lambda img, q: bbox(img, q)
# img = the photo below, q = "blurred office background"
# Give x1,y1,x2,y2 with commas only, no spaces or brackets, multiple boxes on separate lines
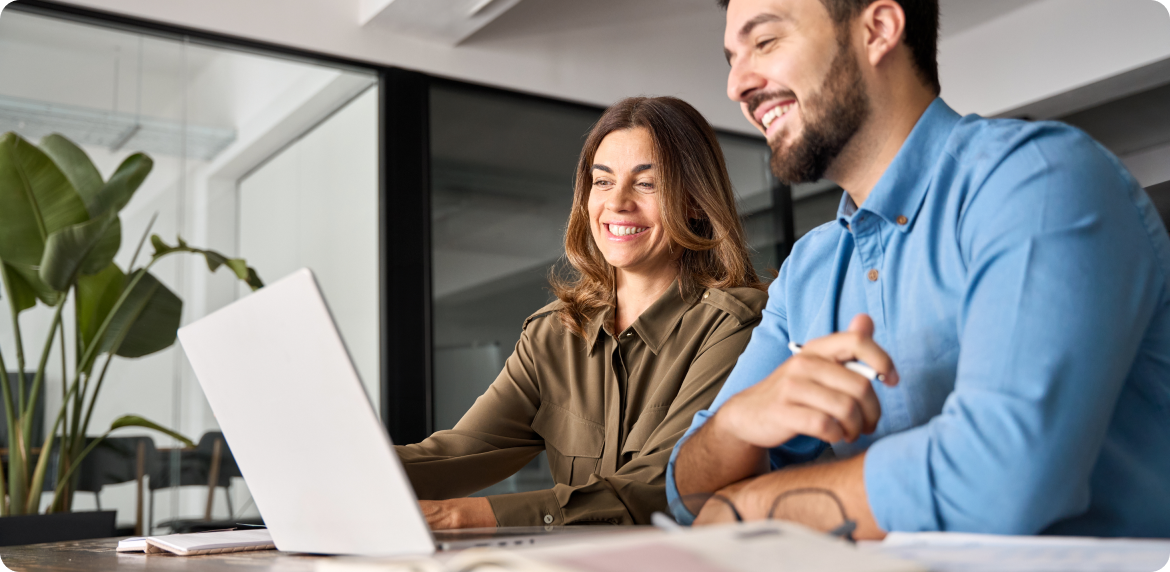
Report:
0,0,1167,532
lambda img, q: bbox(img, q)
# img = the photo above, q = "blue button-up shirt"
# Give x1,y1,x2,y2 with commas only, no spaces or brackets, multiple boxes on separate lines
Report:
667,98,1170,537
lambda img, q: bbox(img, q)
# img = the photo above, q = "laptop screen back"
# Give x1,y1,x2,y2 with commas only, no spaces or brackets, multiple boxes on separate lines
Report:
178,268,434,556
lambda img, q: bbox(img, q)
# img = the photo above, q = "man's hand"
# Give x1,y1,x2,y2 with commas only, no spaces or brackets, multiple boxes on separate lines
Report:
714,314,898,449
419,497,498,530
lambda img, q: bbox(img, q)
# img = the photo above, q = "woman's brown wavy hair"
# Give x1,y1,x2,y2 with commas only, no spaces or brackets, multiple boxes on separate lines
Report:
551,96,765,338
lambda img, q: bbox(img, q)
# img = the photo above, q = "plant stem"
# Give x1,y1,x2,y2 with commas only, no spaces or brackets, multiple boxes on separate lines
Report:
126,213,157,273
0,345,12,517
20,301,64,441
24,374,83,514
1,269,28,417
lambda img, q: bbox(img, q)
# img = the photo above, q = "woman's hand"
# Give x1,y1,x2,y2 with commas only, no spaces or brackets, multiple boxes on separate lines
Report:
418,497,498,530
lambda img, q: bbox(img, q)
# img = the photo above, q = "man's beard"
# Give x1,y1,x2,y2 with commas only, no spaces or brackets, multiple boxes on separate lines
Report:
767,37,870,184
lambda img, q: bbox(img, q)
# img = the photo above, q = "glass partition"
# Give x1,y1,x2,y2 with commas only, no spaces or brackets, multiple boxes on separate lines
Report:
0,8,378,533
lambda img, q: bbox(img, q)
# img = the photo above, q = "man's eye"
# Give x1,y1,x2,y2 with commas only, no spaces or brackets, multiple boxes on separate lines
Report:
756,38,775,50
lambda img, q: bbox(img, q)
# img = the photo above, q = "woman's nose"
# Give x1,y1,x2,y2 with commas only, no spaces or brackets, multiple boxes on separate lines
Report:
605,181,637,212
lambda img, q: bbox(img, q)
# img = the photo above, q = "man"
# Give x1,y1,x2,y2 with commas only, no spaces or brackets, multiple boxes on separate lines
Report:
667,0,1170,539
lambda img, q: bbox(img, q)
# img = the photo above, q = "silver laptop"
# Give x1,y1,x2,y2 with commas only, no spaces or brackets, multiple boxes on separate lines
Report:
178,268,607,556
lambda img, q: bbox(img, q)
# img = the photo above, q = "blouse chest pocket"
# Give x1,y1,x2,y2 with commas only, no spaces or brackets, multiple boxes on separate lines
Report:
621,405,670,457
532,403,604,486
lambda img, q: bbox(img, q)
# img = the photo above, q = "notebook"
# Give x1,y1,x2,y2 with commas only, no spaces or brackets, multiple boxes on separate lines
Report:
116,529,275,556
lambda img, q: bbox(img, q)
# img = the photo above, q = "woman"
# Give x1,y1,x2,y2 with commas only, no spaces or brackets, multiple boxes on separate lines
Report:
397,96,767,528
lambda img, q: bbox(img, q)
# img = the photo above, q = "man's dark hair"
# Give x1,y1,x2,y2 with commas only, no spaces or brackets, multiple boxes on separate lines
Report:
718,0,940,94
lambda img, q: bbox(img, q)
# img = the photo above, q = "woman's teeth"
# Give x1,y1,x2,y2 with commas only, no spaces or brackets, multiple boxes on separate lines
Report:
762,102,795,130
609,224,648,236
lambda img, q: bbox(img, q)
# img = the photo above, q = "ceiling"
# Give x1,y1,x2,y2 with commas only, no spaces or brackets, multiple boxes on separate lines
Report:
466,0,1047,45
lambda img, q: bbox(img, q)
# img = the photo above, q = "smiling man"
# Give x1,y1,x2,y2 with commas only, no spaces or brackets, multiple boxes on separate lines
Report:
666,0,1170,538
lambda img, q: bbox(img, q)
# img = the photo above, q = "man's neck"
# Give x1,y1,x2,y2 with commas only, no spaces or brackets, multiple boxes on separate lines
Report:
830,86,937,208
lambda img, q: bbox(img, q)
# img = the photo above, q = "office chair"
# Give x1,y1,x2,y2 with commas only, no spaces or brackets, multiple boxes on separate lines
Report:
148,431,242,534
74,436,159,535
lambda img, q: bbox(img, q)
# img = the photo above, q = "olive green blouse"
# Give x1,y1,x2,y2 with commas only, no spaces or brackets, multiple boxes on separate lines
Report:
395,283,767,527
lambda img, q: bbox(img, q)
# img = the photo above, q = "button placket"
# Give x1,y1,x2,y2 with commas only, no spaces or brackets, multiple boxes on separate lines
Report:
851,214,888,332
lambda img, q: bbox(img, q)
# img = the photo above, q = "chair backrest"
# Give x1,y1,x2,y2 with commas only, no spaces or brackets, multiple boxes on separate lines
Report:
149,431,240,490
0,372,43,448
75,436,159,493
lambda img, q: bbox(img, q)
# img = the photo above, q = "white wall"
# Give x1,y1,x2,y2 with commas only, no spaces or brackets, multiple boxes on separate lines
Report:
238,86,381,403
29,0,1170,136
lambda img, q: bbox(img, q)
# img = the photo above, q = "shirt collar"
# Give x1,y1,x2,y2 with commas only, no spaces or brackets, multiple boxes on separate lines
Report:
836,97,961,233
583,280,698,356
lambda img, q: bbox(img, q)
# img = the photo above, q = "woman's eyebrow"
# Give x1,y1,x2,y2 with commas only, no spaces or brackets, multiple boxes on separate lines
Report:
632,164,653,174
592,164,613,173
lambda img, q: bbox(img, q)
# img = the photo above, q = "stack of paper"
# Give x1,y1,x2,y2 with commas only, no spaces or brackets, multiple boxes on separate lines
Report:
117,529,275,556
867,532,1170,572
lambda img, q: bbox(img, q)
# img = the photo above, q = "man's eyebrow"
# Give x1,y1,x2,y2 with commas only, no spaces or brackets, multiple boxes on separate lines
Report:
738,13,783,41
726,13,784,65
592,164,613,173
632,164,653,174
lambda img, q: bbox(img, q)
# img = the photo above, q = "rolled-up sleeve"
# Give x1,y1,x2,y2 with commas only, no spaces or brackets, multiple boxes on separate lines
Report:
864,129,1165,534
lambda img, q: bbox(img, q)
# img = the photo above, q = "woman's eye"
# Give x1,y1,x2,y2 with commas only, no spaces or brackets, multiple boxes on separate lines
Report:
593,179,611,187
637,182,655,191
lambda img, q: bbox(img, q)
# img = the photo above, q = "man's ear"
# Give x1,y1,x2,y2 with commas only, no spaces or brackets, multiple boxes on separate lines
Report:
859,0,906,69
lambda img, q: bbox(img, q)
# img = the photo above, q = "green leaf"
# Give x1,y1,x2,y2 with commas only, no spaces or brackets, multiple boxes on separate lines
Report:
151,235,264,291
97,153,152,217
101,271,182,358
0,132,89,268
1,261,39,313
39,134,104,216
38,213,121,292
109,415,195,448
2,260,61,307
76,264,124,374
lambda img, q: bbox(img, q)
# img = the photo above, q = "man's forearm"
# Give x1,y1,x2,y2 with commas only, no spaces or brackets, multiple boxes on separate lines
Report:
675,412,769,504
724,453,885,540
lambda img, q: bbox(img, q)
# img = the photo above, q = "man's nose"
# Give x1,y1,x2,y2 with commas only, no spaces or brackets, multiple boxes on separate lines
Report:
728,55,765,103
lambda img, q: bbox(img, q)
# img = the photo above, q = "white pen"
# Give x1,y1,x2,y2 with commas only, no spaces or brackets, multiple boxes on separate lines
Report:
787,341,886,383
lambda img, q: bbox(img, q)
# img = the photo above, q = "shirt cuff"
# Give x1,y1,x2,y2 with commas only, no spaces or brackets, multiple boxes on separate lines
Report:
486,489,562,527
864,424,938,532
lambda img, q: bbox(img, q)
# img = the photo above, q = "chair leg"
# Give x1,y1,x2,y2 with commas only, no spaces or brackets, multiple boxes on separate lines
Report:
205,439,223,521
135,440,145,536
226,484,234,520
94,492,102,512
149,490,155,536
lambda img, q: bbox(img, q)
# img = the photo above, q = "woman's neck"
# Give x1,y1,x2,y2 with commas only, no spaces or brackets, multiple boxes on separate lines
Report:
613,265,678,334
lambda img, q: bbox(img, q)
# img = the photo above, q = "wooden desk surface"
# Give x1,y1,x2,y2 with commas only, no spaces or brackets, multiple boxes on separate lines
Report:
0,538,325,571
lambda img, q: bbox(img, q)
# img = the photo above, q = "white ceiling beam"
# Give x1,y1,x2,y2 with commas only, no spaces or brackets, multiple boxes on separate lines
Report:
358,0,524,46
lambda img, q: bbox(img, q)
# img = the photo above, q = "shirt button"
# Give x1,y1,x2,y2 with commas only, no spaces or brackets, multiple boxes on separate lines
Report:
625,332,632,337
703,291,710,299
868,269,879,281
896,215,908,225
544,514,554,524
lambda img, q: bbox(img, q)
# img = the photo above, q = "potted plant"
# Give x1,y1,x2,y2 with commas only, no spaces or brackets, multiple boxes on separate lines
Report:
0,131,262,536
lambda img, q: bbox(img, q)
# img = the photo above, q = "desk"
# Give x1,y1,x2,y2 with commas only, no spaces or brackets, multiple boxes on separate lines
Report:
0,538,323,571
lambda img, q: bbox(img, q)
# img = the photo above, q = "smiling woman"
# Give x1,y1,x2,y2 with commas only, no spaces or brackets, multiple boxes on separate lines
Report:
395,96,769,529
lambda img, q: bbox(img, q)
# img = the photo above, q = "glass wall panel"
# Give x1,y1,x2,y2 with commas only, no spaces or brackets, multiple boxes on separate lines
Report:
429,85,776,495
0,8,377,533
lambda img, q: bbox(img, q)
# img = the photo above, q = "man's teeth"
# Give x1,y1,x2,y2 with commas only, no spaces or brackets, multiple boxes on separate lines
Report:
609,224,648,236
762,102,796,130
